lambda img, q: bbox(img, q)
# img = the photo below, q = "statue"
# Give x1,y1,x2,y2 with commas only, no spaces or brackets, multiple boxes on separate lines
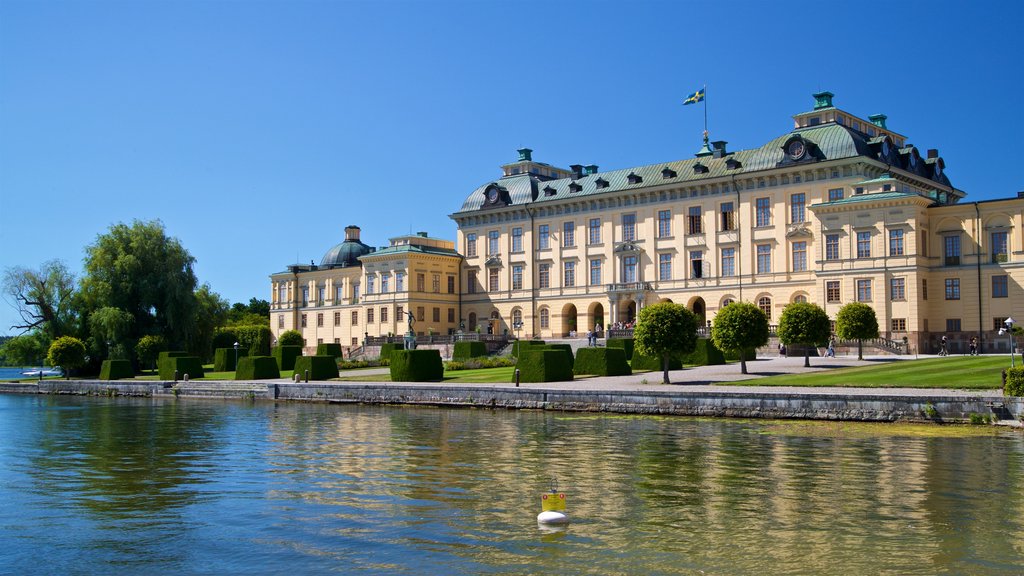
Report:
404,310,417,350
406,310,415,332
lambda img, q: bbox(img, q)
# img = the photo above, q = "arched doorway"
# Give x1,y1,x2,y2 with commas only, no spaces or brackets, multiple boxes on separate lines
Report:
690,297,706,326
625,301,637,324
489,310,501,335
561,303,578,337
587,302,605,333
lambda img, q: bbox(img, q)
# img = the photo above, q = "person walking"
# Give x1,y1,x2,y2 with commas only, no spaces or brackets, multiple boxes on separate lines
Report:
826,337,835,358
939,335,948,356
969,336,977,356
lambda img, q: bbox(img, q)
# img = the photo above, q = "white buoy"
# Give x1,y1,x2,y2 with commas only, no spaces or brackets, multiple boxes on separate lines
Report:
537,510,569,525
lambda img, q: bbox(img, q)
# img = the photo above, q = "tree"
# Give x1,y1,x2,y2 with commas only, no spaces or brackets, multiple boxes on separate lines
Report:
47,336,87,378
227,297,271,327
836,302,879,360
1,333,48,366
711,302,770,374
2,260,78,339
777,302,832,368
278,330,304,347
135,334,166,370
633,302,699,384
192,284,229,360
80,220,198,349
88,306,134,360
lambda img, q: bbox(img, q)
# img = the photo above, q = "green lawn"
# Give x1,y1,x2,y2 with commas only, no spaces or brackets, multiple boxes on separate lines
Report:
743,356,1008,389
334,365,589,384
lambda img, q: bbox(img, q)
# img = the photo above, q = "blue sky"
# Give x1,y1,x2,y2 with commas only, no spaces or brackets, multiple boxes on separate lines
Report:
1,0,1022,336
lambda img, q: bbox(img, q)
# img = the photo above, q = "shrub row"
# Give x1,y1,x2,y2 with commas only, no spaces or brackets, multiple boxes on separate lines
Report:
631,348,681,372
214,347,249,371
339,358,390,370
316,343,343,359
452,341,488,361
379,342,404,360
293,355,340,380
99,359,135,380
606,338,634,359
236,356,280,380
390,350,443,382
272,345,303,371
682,339,726,366
518,349,573,382
574,348,631,376
158,351,204,380
444,356,517,371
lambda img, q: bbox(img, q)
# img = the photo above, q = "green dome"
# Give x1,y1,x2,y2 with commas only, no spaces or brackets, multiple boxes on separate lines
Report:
320,226,372,268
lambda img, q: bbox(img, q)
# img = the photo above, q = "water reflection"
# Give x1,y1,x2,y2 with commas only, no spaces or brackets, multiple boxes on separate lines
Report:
1,394,1022,575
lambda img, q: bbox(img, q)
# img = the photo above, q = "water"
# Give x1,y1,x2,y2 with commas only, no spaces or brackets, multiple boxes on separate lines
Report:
1,394,1022,575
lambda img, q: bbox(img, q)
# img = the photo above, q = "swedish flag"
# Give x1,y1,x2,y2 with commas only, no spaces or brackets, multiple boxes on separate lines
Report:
683,88,705,105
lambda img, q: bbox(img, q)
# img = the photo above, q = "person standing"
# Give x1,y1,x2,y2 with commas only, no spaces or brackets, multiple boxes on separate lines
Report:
940,335,948,356
826,337,835,358
969,336,977,356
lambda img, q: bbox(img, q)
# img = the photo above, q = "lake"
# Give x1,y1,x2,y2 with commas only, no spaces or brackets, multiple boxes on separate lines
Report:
1,393,1022,574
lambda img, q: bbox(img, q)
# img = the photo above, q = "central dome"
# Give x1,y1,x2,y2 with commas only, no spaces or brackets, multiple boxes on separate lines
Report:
320,225,371,268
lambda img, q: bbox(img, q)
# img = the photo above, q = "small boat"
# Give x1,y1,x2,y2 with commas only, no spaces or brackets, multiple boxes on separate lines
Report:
21,369,63,377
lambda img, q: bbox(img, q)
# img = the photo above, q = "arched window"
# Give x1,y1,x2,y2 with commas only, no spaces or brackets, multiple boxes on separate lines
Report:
539,307,550,329
468,312,477,331
758,297,772,320
512,308,522,327
793,294,808,303
721,298,734,308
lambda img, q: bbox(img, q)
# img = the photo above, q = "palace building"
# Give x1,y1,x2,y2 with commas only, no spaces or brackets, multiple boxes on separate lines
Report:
272,92,1022,355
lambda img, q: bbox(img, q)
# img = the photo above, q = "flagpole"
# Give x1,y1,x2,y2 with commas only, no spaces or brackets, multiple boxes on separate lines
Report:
703,85,708,143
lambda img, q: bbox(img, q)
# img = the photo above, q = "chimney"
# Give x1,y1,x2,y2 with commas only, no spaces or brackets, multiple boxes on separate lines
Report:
570,164,584,178
417,231,428,238
585,164,599,175
868,114,888,129
927,149,939,159
812,91,834,110
344,225,361,241
517,148,533,162
711,141,728,158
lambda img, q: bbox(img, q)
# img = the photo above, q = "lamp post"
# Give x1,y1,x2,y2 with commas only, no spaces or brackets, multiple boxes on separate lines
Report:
1006,318,1016,367
233,341,239,371
513,321,522,341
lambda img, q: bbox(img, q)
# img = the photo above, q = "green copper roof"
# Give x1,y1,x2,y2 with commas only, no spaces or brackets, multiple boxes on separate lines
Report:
810,190,931,208
359,244,460,260
856,173,897,185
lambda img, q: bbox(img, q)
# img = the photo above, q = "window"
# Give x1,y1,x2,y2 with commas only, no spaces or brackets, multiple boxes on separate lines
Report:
335,285,343,302
890,277,905,300
794,294,808,303
487,230,499,256
758,296,772,320
539,264,550,288
721,248,735,277
316,313,323,327
448,308,455,323
891,318,907,332
488,268,499,291
947,318,962,332
622,256,637,283
563,261,576,287
756,244,771,274
467,271,477,294
945,278,960,300
825,233,840,261
721,202,735,231
396,272,404,292
301,313,307,327
512,265,523,290
466,233,477,257
417,274,425,292
381,307,388,323
993,275,1009,298
278,315,284,329
417,307,425,322
688,206,702,234
540,308,549,329
589,218,601,244
512,227,523,253
857,279,872,302
755,197,771,227
622,214,636,241
277,284,287,303
857,231,871,258
563,222,575,247
995,317,1009,331
992,231,1009,263
366,276,375,295
396,305,403,320
792,241,807,272
828,187,844,201
367,308,374,323
382,274,390,293
512,309,522,327
826,281,840,303
351,311,358,325
659,253,672,281
447,275,455,293
317,338,322,346
889,229,904,256
352,283,360,301
538,225,550,250
334,312,340,326
944,235,961,266
301,287,309,306
922,279,928,300
790,193,806,223
432,274,440,293
690,251,703,279
432,308,440,322
318,286,325,305
590,259,602,285
658,210,672,238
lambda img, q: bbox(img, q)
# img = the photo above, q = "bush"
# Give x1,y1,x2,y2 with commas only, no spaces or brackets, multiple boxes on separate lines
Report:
158,356,204,380
234,325,273,356
272,345,303,371
293,356,340,380
1005,367,1024,396
519,349,574,382
380,342,404,360
574,347,631,376
135,335,166,369
47,336,87,376
236,356,280,380
338,358,390,370
537,344,574,370
606,338,635,359
278,329,304,347
316,343,343,359
211,329,238,352
390,350,444,382
444,356,516,371
214,347,249,371
683,339,726,366
511,340,545,358
158,350,189,362
452,341,488,361
631,348,681,372
99,359,135,380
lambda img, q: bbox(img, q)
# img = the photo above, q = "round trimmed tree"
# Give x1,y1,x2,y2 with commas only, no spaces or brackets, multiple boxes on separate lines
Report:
47,336,87,379
836,302,879,360
777,302,832,368
135,334,166,370
278,330,304,347
711,301,770,374
634,302,699,384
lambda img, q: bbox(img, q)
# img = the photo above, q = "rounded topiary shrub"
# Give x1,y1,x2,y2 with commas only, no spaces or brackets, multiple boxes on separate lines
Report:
236,356,280,380
452,341,487,361
682,339,726,366
380,342,404,360
214,347,249,372
293,355,340,381
277,329,304,347
158,356,205,380
574,347,631,376
631,348,681,372
519,349,574,383
512,340,545,358
1005,367,1024,397
99,359,135,380
606,338,635,359
272,345,303,371
390,350,443,382
316,343,343,359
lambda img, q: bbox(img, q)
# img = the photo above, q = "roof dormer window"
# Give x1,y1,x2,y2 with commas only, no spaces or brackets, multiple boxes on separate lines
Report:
661,167,677,179
569,182,583,193
543,185,556,196
627,173,642,185
726,158,742,170
693,163,709,174
595,178,609,189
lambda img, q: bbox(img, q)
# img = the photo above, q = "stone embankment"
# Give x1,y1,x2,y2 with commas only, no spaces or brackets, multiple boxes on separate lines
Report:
2,379,1020,425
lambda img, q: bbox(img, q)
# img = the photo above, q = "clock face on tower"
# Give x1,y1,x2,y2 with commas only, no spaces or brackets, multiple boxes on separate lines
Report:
787,140,805,160
486,188,498,203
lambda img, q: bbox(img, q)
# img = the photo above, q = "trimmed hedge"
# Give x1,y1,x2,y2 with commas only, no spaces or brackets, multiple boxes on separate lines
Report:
380,342,404,360
316,343,343,359
294,355,340,380
158,351,189,362
682,339,726,366
606,338,635,359
211,330,237,352
537,344,574,370
236,356,280,380
452,341,488,361
99,359,135,380
390,350,444,382
519,349,574,382
574,347,631,376
214,347,249,372
511,340,545,357
158,356,204,380
1006,367,1024,396
631,348,682,372
272,345,303,371
723,347,758,362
